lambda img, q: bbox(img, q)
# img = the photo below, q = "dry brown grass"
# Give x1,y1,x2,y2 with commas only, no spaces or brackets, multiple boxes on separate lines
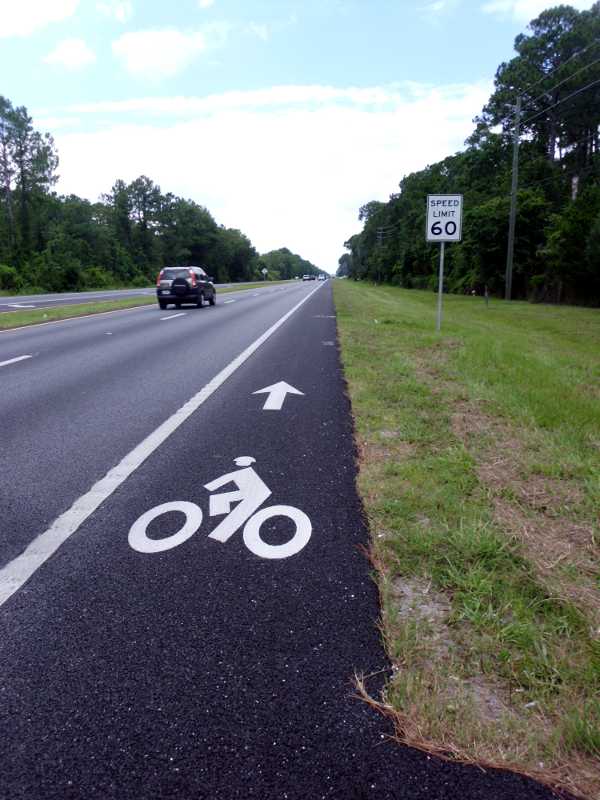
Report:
413,343,600,633
355,675,595,800
335,283,600,798
450,399,600,630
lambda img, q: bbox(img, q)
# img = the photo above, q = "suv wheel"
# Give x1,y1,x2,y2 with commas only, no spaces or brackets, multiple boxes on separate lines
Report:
209,293,216,306
159,301,167,310
196,292,204,308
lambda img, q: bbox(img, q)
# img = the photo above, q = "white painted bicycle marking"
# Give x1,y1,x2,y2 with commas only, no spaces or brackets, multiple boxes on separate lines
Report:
205,457,271,542
243,505,311,560
128,457,312,561
129,501,203,553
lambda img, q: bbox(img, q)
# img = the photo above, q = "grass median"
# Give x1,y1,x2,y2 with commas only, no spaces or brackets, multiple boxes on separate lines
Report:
333,280,600,798
0,281,293,331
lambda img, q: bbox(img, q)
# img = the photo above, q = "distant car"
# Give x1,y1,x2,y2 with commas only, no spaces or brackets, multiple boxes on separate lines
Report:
317,275,326,281
302,274,312,281
156,266,216,310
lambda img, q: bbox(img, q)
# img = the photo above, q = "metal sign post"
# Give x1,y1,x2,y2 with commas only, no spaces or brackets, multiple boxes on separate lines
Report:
436,241,445,332
426,194,464,332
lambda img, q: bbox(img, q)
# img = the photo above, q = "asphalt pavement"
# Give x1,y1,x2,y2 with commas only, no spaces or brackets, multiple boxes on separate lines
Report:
0,283,561,799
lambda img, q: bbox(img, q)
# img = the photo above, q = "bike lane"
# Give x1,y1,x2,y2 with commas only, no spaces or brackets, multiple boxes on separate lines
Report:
0,284,557,800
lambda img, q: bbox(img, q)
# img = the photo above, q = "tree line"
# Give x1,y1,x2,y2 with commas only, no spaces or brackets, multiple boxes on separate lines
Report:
0,97,321,293
338,3,600,306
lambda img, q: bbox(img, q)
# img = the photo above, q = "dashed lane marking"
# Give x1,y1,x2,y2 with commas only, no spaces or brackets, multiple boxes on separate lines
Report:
0,354,33,368
160,313,187,321
0,282,323,606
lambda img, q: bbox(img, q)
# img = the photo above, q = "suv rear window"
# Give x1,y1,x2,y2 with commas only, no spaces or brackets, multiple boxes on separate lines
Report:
162,268,190,279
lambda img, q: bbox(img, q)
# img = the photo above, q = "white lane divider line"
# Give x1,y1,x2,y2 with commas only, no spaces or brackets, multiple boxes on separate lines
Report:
0,354,32,368
160,312,186,321
0,282,324,607
223,299,236,304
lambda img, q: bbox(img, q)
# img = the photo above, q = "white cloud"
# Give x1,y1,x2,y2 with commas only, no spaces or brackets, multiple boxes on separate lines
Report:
482,0,594,21
36,116,81,130
0,0,79,38
198,0,215,7
46,81,490,271
67,84,455,115
112,25,229,78
97,1,133,23
248,22,270,41
43,38,96,69
421,0,460,16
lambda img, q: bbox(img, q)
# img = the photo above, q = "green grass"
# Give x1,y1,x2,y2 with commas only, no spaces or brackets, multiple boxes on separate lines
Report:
0,296,157,329
334,281,600,797
0,281,292,331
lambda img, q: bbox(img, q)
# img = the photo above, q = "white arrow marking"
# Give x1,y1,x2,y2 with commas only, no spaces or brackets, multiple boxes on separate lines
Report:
252,381,304,411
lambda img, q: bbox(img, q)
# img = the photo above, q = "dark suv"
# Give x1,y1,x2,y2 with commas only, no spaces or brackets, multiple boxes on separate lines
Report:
156,266,216,310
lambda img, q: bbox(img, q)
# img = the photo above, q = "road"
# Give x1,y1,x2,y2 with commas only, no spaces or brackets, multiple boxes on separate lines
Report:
0,283,557,799
0,282,284,313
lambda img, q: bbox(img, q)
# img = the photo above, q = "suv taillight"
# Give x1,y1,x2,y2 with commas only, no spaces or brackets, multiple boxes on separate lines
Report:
189,269,197,287
156,270,163,287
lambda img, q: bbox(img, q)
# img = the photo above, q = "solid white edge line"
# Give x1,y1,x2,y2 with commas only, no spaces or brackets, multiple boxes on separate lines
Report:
0,355,32,368
0,282,324,606
160,312,187,321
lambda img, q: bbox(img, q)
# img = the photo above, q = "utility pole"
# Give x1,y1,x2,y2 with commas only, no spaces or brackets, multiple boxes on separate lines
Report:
505,94,521,301
375,227,384,284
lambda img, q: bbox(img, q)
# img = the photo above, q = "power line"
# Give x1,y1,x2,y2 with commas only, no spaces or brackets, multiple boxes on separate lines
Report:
557,129,599,152
490,39,600,128
527,54,600,107
519,38,600,96
521,77,600,127
517,163,599,193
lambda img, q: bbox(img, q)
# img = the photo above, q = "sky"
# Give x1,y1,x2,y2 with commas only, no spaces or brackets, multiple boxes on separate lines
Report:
0,0,596,272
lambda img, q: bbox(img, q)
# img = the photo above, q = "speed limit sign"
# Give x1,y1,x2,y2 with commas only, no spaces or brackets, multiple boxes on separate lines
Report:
426,194,463,242
426,193,464,332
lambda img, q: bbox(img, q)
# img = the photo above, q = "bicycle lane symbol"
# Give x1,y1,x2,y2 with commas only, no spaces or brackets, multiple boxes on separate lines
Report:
128,457,312,560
